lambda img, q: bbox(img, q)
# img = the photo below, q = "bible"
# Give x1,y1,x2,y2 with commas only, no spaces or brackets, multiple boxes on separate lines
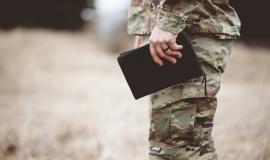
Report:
117,31,207,100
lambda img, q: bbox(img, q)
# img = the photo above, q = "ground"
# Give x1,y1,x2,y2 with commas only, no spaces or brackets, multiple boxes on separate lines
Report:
0,28,269,160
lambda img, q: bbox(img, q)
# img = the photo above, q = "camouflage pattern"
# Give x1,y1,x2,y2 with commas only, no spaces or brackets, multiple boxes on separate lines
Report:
127,0,241,39
127,0,153,36
148,35,234,160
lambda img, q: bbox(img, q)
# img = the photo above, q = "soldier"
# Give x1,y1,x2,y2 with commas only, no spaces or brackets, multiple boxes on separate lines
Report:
127,0,241,160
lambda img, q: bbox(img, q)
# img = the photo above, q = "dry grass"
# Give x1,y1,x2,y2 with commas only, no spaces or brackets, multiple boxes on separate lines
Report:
0,28,269,160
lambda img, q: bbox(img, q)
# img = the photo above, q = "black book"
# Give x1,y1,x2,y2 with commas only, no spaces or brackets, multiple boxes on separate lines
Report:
117,31,207,100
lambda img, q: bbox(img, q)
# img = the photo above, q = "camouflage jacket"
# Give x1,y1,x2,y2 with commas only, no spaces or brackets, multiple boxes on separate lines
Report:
127,0,241,39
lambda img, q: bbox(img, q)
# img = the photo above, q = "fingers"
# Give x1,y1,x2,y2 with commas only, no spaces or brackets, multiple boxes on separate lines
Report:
168,39,183,51
150,43,163,66
162,45,182,57
148,31,184,66
154,41,177,64
165,49,183,58
159,41,177,56
166,39,183,58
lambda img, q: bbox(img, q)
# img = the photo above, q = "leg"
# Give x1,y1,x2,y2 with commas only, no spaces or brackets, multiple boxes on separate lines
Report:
148,35,234,160
149,92,218,160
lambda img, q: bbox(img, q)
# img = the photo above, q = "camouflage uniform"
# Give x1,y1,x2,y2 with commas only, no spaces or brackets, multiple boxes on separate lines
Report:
128,0,241,39
127,0,240,159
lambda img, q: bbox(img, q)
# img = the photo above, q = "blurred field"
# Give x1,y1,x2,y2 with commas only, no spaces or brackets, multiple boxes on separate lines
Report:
0,28,269,160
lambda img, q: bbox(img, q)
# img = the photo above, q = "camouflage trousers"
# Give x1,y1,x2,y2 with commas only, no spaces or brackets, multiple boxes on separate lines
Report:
149,34,234,160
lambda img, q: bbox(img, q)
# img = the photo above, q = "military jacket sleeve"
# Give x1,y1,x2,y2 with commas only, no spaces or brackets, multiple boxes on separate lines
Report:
127,0,241,39
155,0,191,34
127,0,195,35
156,0,241,37
127,0,153,35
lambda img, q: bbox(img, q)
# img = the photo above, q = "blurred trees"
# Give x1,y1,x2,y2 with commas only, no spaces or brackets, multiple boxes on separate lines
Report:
230,0,270,41
87,0,95,9
0,0,93,29
0,0,270,42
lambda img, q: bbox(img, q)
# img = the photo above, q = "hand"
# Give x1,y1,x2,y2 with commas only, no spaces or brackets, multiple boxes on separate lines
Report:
149,26,183,66
134,35,144,48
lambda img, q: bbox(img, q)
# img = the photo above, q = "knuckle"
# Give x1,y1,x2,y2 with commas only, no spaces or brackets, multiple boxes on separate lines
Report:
170,39,176,43
158,39,164,43
172,43,177,46
153,39,158,44
164,51,169,55
163,55,170,59
172,45,178,49
164,39,170,43
158,53,165,58
169,43,175,48
167,51,173,55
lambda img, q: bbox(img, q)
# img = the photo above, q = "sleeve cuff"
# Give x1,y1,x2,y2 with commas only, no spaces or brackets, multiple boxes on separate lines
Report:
156,9,186,34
